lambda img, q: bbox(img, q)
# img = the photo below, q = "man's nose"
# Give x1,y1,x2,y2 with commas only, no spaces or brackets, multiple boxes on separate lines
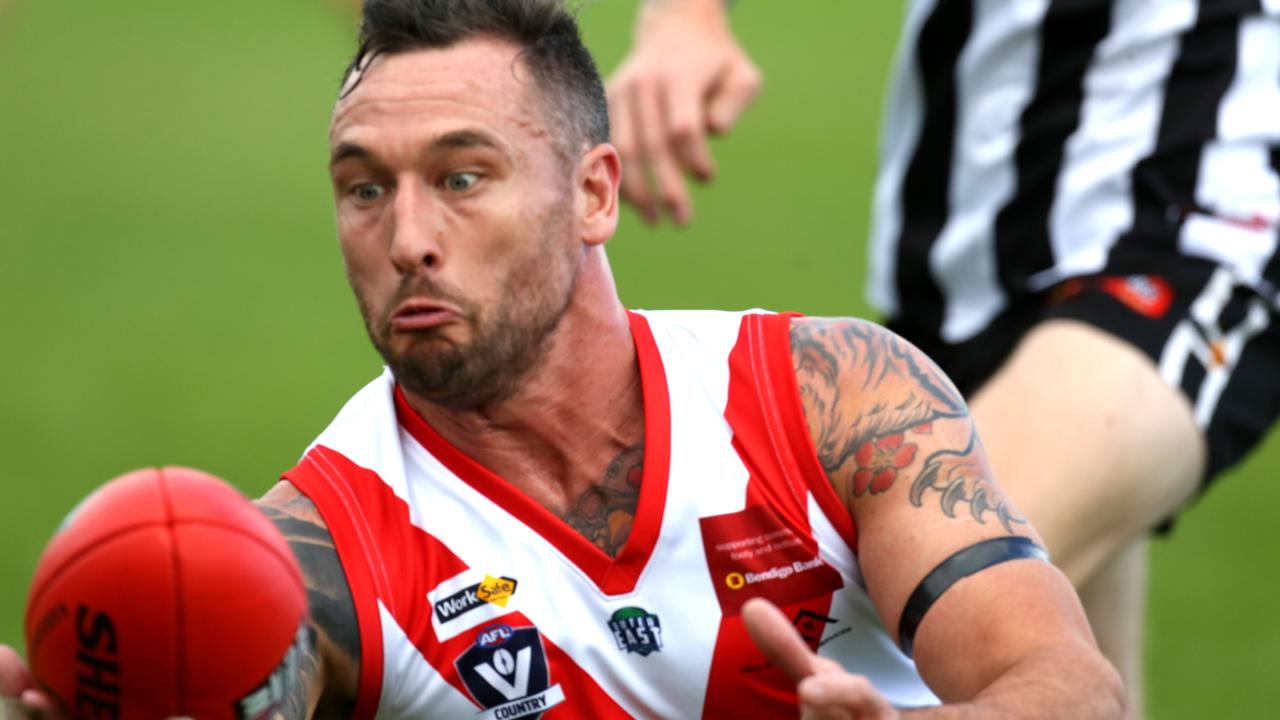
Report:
389,181,444,274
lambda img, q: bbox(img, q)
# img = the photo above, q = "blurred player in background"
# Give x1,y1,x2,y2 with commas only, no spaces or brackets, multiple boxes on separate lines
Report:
0,0,1124,717
608,0,1280,716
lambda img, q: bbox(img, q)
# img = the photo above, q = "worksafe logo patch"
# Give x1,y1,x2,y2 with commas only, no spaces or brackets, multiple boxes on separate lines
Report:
608,607,663,656
434,575,519,624
476,575,517,608
456,624,565,720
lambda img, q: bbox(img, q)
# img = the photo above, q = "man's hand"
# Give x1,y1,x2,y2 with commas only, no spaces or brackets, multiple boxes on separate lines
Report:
0,645,63,719
607,0,761,225
742,598,900,720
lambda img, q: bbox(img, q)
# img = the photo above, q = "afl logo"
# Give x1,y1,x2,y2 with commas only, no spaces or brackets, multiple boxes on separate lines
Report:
477,623,514,649
725,572,745,590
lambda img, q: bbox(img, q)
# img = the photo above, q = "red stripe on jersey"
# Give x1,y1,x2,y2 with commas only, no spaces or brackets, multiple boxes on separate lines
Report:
285,447,388,720
288,447,638,716
700,312,851,718
286,445,476,716
755,312,858,552
392,310,672,596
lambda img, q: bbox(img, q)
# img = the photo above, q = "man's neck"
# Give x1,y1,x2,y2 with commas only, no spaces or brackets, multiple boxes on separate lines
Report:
399,263,646,528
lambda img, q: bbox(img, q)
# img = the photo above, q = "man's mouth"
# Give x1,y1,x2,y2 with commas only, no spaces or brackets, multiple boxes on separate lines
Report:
389,300,460,331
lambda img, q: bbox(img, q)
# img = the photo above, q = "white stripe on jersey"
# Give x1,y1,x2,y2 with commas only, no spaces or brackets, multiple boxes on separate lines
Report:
934,0,1049,342
867,0,938,320
1032,0,1198,292
1181,16,1280,286
806,493,933,704
377,601,480,719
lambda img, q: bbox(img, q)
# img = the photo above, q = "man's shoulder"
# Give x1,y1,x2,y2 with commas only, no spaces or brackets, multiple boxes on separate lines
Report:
788,315,966,416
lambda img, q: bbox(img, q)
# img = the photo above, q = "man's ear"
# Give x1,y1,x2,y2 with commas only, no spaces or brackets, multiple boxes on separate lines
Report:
577,143,622,247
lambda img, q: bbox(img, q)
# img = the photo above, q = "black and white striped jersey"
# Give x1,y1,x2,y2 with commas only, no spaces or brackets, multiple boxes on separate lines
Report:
868,0,1280,344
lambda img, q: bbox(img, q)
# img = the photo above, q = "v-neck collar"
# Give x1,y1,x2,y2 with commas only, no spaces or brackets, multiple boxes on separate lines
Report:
393,310,672,596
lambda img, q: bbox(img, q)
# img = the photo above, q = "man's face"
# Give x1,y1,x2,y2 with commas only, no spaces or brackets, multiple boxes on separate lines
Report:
329,38,581,409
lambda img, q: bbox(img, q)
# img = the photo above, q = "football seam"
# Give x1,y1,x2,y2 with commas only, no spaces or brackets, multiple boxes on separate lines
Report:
158,473,187,713
24,519,305,647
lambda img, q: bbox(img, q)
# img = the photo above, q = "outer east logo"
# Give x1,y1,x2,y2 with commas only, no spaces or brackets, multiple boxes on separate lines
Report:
608,607,663,657
456,624,565,720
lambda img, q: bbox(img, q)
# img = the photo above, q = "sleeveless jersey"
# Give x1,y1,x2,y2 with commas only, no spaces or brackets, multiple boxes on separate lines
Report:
284,310,938,719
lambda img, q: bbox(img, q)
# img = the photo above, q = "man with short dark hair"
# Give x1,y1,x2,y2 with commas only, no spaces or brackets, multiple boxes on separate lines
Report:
0,1,1123,717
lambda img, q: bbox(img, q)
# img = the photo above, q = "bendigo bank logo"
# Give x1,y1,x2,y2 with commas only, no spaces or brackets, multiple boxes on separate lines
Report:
608,607,663,657
456,623,566,720
724,557,827,590
435,575,519,624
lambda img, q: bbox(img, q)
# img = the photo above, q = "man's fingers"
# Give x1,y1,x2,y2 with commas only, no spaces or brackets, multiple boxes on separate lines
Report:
633,78,691,224
741,598,818,683
19,689,61,717
798,673,898,720
663,77,715,182
707,57,763,135
0,646,33,698
609,78,659,223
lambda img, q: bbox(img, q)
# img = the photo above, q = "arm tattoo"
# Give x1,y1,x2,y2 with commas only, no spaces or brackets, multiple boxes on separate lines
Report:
791,318,1024,531
563,443,644,557
257,496,360,719
910,429,1026,533
792,319,965,484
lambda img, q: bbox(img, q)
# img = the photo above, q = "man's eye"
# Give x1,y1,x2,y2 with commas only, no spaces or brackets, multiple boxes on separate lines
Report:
352,183,384,202
445,172,479,192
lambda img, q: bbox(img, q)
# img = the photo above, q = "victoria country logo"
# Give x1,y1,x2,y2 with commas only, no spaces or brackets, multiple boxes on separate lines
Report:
608,607,663,657
434,575,519,624
456,624,565,720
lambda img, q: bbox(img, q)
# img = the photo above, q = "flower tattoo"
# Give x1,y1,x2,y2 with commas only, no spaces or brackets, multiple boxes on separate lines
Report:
853,433,919,496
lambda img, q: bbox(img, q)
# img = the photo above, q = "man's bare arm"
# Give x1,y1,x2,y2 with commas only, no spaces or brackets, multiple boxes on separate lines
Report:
790,317,1124,718
256,481,360,720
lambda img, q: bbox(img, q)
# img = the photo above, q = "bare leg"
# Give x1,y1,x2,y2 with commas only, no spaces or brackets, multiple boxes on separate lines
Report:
967,320,1204,716
1078,539,1147,720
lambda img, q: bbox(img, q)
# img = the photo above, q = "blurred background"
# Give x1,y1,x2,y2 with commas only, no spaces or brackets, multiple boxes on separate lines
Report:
0,1,1275,716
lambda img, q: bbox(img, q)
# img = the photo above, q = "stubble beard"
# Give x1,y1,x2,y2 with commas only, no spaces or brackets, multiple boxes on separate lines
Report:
358,213,578,411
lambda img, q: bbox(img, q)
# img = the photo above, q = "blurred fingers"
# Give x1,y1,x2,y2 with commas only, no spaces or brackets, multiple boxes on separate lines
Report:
634,77,691,224
741,597,818,683
798,673,898,720
663,76,715,183
0,646,32,698
608,74,659,223
18,689,64,720
708,54,763,135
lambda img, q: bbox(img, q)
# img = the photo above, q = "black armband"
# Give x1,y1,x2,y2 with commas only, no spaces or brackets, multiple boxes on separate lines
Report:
898,536,1049,657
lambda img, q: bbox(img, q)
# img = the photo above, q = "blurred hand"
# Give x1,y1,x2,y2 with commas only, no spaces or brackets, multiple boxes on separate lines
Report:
607,0,762,225
741,599,901,720
0,646,62,720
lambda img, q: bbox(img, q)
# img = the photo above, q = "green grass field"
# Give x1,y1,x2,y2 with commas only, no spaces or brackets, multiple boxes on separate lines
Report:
1,1,1276,716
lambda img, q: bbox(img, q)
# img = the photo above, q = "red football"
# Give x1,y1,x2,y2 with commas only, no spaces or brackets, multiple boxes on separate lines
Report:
24,467,310,719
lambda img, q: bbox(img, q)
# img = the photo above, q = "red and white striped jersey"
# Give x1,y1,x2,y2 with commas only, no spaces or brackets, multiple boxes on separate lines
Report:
285,310,938,719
